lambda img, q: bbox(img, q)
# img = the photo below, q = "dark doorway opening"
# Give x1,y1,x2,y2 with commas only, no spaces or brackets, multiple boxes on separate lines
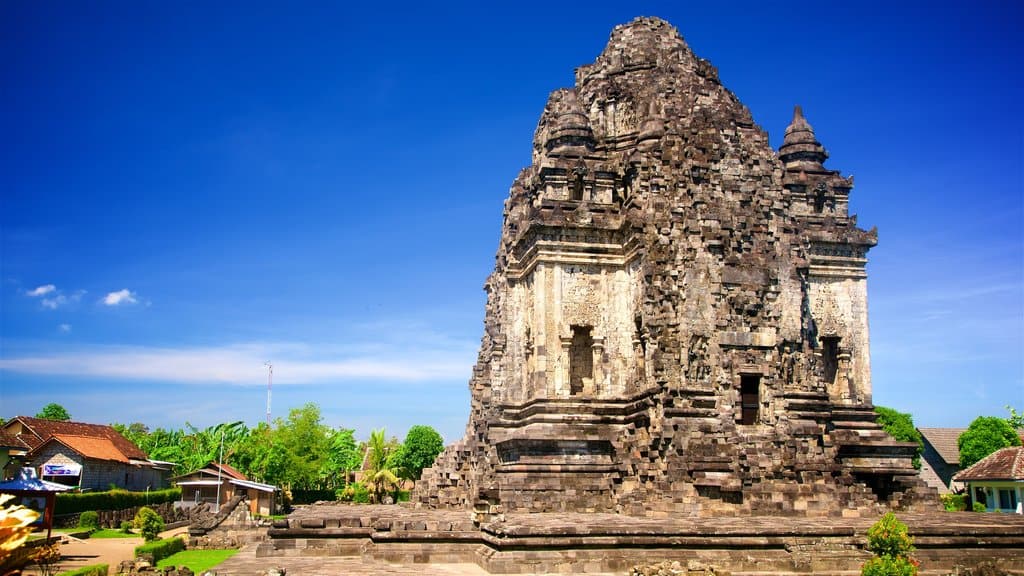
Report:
740,375,760,425
569,326,593,395
821,336,841,384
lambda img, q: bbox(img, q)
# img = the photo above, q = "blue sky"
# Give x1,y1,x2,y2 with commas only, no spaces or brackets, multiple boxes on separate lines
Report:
1,1,1021,443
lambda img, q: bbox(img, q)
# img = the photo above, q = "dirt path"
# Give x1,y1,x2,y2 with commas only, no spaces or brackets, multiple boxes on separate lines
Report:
24,527,189,575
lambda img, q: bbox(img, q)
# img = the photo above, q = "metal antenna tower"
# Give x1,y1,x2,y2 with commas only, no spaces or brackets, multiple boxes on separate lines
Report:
264,361,273,426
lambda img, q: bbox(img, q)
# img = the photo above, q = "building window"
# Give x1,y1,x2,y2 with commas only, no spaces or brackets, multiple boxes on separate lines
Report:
974,487,987,509
740,375,760,425
998,488,1017,510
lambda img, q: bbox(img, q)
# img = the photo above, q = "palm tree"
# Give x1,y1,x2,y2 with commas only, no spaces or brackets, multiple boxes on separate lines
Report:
364,429,400,504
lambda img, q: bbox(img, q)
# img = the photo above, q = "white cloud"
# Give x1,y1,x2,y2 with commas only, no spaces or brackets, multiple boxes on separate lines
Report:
41,296,66,309
27,284,56,297
58,324,72,334
0,340,476,386
103,289,138,306
26,285,84,309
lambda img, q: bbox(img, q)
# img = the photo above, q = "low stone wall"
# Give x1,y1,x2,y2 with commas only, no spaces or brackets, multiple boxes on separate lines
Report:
262,505,1024,575
56,501,200,528
116,558,195,576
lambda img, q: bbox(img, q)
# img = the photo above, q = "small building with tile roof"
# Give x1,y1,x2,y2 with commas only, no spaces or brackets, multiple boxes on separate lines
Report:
0,429,29,481
954,446,1024,513
917,427,967,494
173,461,278,516
1,416,172,491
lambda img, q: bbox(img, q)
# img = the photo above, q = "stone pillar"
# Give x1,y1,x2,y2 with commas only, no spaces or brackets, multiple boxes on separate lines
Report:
490,340,505,394
558,334,573,397
535,263,548,398
592,336,605,397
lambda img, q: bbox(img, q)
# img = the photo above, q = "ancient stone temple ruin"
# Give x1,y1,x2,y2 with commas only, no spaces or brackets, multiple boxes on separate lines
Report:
262,19,1023,574
415,16,934,517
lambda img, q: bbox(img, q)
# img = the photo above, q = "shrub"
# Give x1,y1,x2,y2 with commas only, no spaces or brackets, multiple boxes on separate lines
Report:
861,556,920,576
940,493,967,512
55,488,181,515
862,512,918,576
132,507,164,542
78,511,100,531
973,501,987,512
55,564,109,576
119,521,133,534
30,544,62,576
873,407,924,469
134,537,184,564
866,512,915,558
336,483,370,504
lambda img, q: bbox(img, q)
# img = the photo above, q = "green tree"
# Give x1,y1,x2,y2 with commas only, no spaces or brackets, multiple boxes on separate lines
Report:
958,416,1022,469
1007,405,1024,430
393,425,444,481
364,429,400,504
132,506,165,542
36,403,71,421
232,422,275,483
273,403,330,490
874,406,923,469
322,428,362,487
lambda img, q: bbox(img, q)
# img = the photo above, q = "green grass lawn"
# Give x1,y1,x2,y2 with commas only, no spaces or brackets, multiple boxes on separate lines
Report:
89,529,140,538
156,549,239,573
30,528,140,540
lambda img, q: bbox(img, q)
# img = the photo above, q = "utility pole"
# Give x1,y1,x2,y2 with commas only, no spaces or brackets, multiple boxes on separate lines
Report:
215,430,224,513
264,361,273,426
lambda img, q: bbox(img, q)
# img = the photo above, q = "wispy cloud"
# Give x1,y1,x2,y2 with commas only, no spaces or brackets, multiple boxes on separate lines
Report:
58,324,72,334
42,296,65,310
25,284,84,309
27,284,56,297
0,340,476,386
102,289,138,306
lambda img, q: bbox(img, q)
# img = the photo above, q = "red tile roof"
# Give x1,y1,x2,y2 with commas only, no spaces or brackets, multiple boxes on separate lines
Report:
171,461,248,481
35,434,131,463
209,462,247,480
918,427,967,465
954,447,1024,482
0,430,23,449
2,416,148,460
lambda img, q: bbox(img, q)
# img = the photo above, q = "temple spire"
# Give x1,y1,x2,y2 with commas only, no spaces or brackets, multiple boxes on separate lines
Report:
779,105,828,170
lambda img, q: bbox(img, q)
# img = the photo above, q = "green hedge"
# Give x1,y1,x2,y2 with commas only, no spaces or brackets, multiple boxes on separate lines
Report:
289,489,336,504
56,564,108,576
134,537,185,564
56,488,181,515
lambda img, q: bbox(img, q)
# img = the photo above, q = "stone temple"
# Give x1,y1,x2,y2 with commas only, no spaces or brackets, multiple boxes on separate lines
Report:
262,19,1024,574
414,16,935,517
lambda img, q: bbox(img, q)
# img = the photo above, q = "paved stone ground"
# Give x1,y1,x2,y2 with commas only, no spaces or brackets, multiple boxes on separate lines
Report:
213,543,509,576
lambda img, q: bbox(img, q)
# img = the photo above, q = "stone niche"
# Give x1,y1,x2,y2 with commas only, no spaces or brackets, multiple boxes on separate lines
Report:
414,16,937,518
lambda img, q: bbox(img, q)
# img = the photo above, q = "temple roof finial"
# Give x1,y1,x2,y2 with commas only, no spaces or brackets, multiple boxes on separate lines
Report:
780,104,827,169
